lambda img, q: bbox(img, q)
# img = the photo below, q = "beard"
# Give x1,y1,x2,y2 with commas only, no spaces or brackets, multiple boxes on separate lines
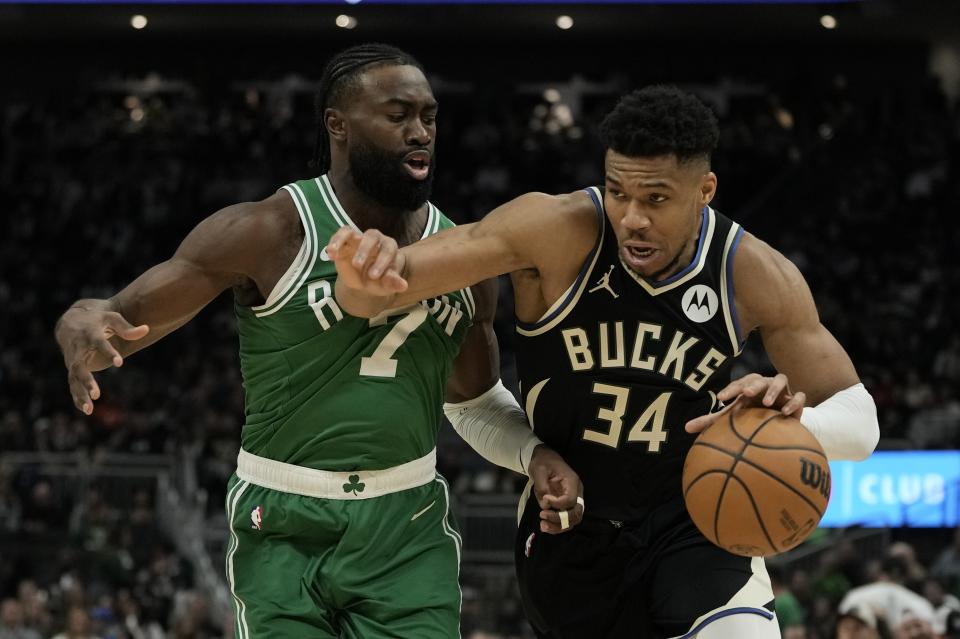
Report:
349,140,435,212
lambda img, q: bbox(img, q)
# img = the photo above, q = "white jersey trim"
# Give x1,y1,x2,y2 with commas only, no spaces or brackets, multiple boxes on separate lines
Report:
517,186,606,337
253,183,319,317
719,223,745,355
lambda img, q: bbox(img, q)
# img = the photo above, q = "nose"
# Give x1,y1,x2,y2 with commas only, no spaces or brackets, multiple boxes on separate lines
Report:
405,119,431,147
621,201,651,232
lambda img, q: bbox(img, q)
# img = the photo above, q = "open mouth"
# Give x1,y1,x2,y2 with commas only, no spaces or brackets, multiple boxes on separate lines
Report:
622,245,658,270
627,246,655,259
402,151,431,180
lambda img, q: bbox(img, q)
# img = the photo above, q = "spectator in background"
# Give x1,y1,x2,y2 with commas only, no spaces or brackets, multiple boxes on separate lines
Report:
20,481,69,534
0,599,41,639
932,530,960,596
834,606,881,639
771,565,808,632
924,577,960,636
838,557,937,635
50,606,99,639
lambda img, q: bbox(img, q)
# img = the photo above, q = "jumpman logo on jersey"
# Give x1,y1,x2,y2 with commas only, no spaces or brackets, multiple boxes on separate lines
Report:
588,265,619,299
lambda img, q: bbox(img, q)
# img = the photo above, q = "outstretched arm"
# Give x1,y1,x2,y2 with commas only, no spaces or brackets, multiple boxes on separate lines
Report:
55,195,289,414
326,190,597,317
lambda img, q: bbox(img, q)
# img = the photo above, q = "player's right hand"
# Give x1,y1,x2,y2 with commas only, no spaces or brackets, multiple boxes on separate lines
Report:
528,445,585,534
55,308,149,415
326,227,408,297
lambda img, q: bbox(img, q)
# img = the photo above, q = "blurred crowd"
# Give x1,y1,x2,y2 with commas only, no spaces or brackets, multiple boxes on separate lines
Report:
2,50,959,637
769,533,960,639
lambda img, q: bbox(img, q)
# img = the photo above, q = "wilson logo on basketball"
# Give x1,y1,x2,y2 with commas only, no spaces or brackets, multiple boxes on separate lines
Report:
798,458,831,498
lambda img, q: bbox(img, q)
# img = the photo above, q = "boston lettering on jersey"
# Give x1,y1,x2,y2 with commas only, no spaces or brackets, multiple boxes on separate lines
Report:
234,175,475,473
515,187,746,522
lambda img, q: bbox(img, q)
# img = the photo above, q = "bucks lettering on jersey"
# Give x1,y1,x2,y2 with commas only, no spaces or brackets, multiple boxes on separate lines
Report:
516,187,745,522
235,175,475,471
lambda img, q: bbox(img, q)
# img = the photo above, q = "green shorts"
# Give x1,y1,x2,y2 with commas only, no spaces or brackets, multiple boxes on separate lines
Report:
224,448,462,638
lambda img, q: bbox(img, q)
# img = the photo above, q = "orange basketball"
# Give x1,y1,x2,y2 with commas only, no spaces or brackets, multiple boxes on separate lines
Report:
682,407,830,557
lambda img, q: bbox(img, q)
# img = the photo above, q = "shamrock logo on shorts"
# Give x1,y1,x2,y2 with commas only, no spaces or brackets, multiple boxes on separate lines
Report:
343,474,365,496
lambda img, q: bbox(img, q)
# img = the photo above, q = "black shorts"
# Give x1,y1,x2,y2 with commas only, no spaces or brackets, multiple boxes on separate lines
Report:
515,492,776,639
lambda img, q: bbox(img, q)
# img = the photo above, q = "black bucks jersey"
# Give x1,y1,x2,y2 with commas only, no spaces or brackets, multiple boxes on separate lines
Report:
516,187,746,523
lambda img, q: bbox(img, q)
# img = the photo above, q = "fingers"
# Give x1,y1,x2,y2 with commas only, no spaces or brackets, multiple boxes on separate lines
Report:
685,413,716,434
105,312,150,343
538,499,585,535
68,361,98,415
368,236,400,280
92,335,124,369
762,373,790,407
352,231,384,273
325,227,362,261
716,373,762,403
685,396,742,434
781,390,806,416
539,498,585,534
541,492,576,510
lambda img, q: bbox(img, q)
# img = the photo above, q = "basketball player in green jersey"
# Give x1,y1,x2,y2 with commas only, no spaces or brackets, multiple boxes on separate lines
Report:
54,44,582,639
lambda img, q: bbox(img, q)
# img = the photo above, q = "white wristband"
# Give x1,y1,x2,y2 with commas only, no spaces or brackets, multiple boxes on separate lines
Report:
444,380,544,475
800,383,879,461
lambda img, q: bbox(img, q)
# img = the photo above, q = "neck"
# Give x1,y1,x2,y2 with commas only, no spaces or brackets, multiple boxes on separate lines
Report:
326,165,427,243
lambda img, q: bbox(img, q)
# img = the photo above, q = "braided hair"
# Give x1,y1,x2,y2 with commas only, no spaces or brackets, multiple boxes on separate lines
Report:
311,43,425,173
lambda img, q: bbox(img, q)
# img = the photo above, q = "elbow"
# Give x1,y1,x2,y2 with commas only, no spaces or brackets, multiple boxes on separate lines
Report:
851,397,880,461
862,417,880,461
849,421,880,462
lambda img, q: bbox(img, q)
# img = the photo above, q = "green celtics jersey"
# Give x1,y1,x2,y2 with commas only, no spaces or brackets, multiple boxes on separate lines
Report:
234,175,475,472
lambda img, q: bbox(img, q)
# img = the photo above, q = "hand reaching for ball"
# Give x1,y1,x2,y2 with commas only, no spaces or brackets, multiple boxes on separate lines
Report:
685,372,807,434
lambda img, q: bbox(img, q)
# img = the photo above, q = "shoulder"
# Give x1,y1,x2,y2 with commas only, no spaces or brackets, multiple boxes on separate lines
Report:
176,191,301,270
732,232,814,332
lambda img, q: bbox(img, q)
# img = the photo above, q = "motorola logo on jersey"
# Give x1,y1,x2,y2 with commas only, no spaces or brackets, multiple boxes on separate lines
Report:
681,285,719,323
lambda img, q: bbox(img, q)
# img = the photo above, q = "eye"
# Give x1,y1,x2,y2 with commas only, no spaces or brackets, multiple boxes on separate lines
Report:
649,193,668,203
422,115,437,126
608,188,627,200
387,114,406,123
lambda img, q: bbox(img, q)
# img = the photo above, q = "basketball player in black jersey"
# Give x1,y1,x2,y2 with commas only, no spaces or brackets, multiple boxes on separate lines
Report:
327,86,879,638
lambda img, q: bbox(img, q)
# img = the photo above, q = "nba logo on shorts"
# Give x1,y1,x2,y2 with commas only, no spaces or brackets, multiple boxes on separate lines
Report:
250,505,264,530
524,532,536,557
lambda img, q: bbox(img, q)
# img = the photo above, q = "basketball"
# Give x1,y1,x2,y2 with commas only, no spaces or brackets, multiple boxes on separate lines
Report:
682,407,831,557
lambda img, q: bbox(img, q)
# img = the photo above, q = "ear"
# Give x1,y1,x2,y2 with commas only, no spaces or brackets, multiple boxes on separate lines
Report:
325,107,347,143
700,171,718,206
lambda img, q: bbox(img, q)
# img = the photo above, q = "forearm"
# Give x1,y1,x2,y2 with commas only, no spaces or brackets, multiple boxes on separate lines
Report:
800,383,879,461
444,380,543,475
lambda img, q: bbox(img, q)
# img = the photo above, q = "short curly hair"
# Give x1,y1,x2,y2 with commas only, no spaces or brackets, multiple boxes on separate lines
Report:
599,85,719,165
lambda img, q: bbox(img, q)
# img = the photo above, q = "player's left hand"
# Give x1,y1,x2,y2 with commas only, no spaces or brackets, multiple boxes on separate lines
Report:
684,372,806,434
528,445,585,534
